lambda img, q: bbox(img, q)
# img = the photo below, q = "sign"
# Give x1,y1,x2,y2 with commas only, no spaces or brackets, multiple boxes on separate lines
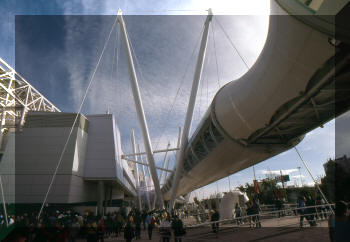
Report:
275,175,290,183
253,180,260,194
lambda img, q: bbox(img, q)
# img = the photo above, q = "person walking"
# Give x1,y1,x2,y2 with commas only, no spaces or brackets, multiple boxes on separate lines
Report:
298,196,306,227
251,200,262,228
235,203,242,226
328,200,349,242
68,217,80,242
134,211,142,240
306,196,317,226
124,218,135,242
145,213,155,240
159,215,171,242
86,217,98,242
97,216,105,242
172,215,185,242
115,212,124,237
141,210,147,230
210,209,220,237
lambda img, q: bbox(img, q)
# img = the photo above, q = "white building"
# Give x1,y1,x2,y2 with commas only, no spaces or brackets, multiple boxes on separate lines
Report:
0,111,136,214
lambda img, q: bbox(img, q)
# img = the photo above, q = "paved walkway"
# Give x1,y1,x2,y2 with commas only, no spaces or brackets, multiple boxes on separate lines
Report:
80,217,330,242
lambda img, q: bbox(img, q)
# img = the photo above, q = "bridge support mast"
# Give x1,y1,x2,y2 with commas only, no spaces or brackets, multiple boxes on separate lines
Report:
169,9,213,209
131,129,142,210
117,10,164,208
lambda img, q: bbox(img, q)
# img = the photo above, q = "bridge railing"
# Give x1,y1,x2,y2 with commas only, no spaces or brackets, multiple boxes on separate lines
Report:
185,204,334,228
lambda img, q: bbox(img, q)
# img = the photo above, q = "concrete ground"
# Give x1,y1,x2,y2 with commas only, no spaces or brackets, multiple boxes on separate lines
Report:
88,217,330,242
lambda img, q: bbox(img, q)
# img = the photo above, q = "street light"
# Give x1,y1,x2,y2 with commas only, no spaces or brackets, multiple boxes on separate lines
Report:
297,166,303,187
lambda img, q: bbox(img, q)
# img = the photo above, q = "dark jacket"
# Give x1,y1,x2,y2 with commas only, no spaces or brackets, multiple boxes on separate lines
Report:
124,223,135,240
172,219,185,237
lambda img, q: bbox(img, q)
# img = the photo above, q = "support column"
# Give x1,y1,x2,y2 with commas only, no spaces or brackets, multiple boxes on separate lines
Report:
117,9,163,208
0,175,8,227
19,107,26,127
164,157,171,183
138,144,151,210
170,9,213,209
131,129,142,210
0,110,5,149
97,181,105,216
152,143,170,209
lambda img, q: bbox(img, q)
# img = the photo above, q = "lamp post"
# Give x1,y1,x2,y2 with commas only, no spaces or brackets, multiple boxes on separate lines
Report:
297,166,303,187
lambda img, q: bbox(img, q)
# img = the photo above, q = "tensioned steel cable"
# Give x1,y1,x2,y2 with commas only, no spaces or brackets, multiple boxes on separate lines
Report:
214,17,250,70
116,24,121,117
125,26,165,140
0,175,9,227
211,20,221,90
294,147,334,215
151,24,206,152
37,15,118,219
123,10,207,14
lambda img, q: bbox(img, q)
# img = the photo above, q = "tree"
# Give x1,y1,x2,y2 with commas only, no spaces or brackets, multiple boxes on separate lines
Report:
320,157,350,202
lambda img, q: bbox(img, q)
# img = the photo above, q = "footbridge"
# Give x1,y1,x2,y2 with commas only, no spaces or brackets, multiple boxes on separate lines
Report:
162,0,350,200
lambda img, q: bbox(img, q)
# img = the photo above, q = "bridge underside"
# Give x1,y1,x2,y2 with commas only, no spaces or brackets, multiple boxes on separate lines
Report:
162,1,350,199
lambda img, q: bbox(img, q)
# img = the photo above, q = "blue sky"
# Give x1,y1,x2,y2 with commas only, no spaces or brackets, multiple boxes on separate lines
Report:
1,0,345,200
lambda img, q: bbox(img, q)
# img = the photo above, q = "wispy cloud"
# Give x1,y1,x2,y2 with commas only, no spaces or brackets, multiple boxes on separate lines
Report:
259,169,298,175
290,175,305,179
60,13,268,158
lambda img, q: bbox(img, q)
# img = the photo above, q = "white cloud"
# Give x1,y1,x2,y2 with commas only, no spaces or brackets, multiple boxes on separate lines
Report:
259,169,298,175
291,175,305,179
305,181,315,187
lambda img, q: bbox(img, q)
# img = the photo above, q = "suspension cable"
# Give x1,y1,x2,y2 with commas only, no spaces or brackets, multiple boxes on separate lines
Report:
37,16,118,219
152,24,206,151
0,175,9,227
294,147,334,215
211,20,221,90
116,24,121,117
123,9,207,14
214,17,250,70
126,26,165,140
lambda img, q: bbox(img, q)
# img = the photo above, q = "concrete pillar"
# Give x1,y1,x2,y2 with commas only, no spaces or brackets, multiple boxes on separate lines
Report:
97,181,105,216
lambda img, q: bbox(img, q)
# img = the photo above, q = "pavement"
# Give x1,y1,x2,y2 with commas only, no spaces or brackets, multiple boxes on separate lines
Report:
80,216,330,242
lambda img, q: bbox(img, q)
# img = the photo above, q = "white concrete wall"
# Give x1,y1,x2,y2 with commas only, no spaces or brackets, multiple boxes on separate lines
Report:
0,133,15,204
1,112,136,205
84,115,118,179
85,114,136,195
13,112,90,204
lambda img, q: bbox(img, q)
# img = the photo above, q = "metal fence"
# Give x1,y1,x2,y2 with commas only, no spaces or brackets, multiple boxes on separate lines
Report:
186,204,334,228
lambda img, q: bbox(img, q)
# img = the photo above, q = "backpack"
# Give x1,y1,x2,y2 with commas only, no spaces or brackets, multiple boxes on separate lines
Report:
151,217,156,226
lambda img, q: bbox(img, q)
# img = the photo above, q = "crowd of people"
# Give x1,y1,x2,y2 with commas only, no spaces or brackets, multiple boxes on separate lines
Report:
1,207,186,242
2,197,347,241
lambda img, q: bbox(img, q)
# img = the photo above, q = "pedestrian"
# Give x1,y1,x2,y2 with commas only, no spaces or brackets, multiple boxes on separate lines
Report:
97,215,105,242
145,212,155,240
86,217,98,242
305,196,317,226
55,220,68,242
172,215,186,242
159,215,171,242
124,218,135,242
251,200,261,228
235,203,242,226
134,210,142,239
298,196,306,227
105,214,113,238
68,217,80,242
246,202,254,227
115,212,124,237
210,209,220,237
328,200,349,242
141,210,147,230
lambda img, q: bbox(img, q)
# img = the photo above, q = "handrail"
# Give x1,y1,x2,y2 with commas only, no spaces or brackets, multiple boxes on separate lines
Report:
186,204,334,228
